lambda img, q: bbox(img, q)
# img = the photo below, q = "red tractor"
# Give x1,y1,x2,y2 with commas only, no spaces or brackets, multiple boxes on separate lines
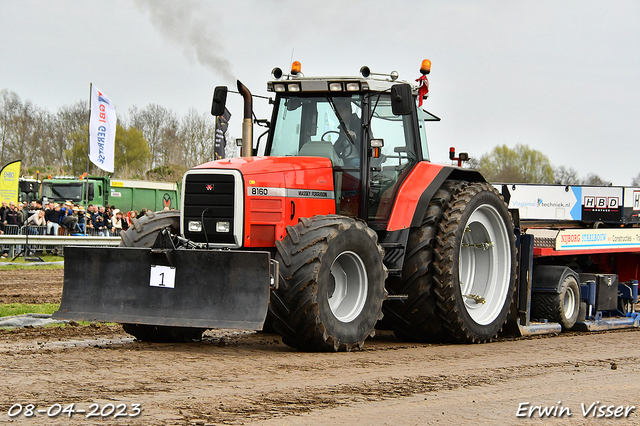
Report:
55,61,518,351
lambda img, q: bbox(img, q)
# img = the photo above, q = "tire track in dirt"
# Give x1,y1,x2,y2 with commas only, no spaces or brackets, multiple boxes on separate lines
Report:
181,356,640,425
0,268,63,304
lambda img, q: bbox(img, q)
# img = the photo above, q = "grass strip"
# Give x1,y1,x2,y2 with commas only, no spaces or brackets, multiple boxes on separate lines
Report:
0,303,60,317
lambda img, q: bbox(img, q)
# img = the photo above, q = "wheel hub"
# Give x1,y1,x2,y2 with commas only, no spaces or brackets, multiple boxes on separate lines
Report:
328,251,368,323
458,204,511,326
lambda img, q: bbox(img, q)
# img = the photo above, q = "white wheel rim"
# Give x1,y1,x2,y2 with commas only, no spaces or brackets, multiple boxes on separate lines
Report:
329,251,368,323
563,284,576,319
458,204,511,325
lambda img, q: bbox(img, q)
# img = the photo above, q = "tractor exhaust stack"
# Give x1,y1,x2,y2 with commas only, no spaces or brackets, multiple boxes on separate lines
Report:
237,80,253,157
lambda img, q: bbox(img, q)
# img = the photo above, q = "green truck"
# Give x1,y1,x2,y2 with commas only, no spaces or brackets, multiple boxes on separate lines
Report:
40,176,180,212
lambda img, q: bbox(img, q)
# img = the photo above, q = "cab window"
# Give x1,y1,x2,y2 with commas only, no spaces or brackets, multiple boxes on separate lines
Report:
368,94,418,221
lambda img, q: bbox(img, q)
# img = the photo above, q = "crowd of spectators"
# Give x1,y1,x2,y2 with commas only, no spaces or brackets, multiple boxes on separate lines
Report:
0,199,154,258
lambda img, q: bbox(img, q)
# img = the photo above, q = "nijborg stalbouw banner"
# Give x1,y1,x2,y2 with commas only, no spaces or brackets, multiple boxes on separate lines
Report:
89,86,116,173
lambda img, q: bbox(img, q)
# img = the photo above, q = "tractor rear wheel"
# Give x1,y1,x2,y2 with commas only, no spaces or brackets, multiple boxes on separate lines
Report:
269,215,387,351
433,182,517,343
119,210,207,343
383,181,459,342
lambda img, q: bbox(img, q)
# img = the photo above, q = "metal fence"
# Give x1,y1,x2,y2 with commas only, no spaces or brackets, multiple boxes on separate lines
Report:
0,224,121,258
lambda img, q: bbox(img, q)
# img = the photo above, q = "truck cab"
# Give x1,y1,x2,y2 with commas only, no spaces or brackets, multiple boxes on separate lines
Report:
40,176,104,206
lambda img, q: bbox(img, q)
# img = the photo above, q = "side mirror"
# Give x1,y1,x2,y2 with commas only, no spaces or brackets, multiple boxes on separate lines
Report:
211,86,228,117
391,83,413,116
88,183,95,200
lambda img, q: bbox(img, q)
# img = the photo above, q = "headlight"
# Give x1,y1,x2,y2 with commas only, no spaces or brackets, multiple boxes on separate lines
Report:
188,221,202,232
273,83,286,92
216,221,230,233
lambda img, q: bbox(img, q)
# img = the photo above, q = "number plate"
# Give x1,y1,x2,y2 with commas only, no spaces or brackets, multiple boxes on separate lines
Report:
149,265,176,288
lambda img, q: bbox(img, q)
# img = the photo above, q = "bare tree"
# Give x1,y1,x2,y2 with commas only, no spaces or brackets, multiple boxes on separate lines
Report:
582,173,612,186
180,109,216,167
0,90,22,166
553,165,581,185
128,104,178,169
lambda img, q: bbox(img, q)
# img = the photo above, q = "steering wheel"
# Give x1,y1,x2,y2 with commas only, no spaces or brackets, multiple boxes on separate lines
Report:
322,130,353,158
321,130,340,141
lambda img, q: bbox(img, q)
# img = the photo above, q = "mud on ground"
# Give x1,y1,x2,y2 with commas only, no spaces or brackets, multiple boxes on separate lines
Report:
1,268,640,425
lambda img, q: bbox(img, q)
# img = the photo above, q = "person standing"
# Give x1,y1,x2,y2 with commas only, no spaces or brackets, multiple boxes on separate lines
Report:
2,201,21,229
0,200,7,236
2,201,20,257
110,209,128,236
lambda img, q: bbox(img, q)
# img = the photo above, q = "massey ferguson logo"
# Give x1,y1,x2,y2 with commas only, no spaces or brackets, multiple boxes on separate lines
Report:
206,184,214,191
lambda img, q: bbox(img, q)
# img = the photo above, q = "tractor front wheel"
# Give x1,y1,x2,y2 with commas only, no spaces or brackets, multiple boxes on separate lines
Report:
269,215,387,351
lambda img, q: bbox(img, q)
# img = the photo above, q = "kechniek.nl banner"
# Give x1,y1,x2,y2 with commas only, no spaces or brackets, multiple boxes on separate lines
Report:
0,160,21,204
89,86,116,173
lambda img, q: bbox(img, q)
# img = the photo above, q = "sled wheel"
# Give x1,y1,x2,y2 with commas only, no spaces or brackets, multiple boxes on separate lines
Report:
531,275,580,330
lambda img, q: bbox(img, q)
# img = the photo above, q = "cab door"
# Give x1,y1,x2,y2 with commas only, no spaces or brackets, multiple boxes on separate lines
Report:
366,94,420,223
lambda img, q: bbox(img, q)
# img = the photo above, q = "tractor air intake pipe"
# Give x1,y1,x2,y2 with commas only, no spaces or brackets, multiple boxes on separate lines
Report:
237,80,253,158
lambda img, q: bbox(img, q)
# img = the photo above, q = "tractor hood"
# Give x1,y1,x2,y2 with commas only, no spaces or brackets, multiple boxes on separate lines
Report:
194,156,334,175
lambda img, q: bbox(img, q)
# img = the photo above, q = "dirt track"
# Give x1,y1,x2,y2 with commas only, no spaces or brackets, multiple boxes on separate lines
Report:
1,269,640,425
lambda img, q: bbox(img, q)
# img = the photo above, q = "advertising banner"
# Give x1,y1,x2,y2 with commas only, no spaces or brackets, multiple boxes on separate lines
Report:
556,228,640,251
214,107,231,160
0,160,21,204
89,86,116,173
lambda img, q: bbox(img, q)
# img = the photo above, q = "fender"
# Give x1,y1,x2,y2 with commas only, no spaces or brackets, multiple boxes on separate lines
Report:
386,162,485,232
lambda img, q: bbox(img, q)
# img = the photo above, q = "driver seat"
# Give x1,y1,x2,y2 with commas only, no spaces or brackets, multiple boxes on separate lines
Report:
298,141,344,167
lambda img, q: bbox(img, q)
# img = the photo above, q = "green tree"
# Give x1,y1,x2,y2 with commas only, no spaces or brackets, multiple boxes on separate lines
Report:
64,125,89,175
114,124,150,176
477,144,555,184
65,124,150,177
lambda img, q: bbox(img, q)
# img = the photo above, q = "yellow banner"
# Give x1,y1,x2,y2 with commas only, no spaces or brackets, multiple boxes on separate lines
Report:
0,160,21,204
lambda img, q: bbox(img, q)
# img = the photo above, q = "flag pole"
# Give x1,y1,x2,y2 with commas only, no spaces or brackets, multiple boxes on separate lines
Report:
83,82,92,234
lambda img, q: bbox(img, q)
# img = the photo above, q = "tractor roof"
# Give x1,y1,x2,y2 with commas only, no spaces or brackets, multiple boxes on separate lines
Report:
267,73,418,95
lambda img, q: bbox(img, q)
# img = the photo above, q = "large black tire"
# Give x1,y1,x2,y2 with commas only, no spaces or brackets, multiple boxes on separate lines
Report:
531,275,580,330
433,182,517,343
119,210,207,343
119,210,181,248
269,215,387,352
383,181,459,342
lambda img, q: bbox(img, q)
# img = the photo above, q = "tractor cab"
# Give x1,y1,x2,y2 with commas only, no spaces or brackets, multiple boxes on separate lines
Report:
264,65,439,225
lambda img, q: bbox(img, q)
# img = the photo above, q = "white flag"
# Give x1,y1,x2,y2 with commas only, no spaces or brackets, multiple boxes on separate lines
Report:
89,86,116,173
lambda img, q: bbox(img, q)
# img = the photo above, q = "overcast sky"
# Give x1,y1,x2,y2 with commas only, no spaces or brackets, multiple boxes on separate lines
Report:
2,1,639,185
